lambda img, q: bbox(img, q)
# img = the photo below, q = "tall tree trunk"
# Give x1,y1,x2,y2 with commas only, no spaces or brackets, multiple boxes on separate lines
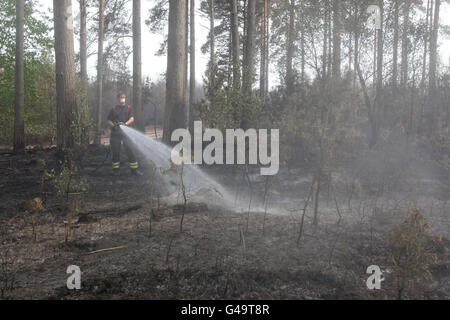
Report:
94,0,105,145
209,0,216,89
80,0,87,89
189,0,196,127
421,0,431,90
243,0,247,64
429,0,440,94
300,0,305,99
286,0,295,93
401,0,410,88
231,0,241,91
163,0,187,144
133,0,143,132
372,0,384,147
332,0,341,79
14,0,25,153
242,0,256,96
260,0,267,97
184,0,189,124
53,0,77,151
392,0,399,88
322,1,328,80
327,6,332,79
353,1,359,87
376,1,384,95
265,0,270,95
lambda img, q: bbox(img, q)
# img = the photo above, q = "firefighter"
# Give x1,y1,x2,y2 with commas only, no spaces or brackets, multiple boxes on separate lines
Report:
107,92,141,176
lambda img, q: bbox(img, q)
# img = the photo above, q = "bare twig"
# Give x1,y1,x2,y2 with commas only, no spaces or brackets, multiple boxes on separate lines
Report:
86,246,127,255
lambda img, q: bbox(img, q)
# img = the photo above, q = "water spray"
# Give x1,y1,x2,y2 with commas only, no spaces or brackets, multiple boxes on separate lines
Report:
119,126,237,209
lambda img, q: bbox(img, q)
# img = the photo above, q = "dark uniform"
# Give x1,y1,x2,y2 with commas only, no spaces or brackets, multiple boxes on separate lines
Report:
107,104,139,171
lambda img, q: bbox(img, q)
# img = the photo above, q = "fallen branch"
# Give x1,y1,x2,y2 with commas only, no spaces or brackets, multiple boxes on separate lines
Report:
86,246,127,255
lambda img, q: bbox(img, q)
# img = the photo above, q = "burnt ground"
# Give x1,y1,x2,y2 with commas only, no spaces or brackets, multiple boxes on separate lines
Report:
0,146,449,300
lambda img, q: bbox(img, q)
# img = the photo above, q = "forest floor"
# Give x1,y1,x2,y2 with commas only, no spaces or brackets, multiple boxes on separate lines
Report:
0,145,449,300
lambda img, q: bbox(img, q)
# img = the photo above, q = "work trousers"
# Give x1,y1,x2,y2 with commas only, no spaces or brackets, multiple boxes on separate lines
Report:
110,132,138,169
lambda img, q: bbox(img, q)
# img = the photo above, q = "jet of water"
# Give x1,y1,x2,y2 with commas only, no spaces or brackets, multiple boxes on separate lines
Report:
119,125,236,209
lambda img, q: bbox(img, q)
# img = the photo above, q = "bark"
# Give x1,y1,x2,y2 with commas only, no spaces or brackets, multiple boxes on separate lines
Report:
53,0,77,151
373,0,384,147
392,0,399,88
420,0,431,90
376,1,383,94
401,0,410,87
260,0,267,97
429,0,440,94
265,0,270,95
209,0,216,89
80,0,87,88
242,0,256,95
94,0,105,145
300,0,305,99
14,0,25,153
189,0,196,126
286,0,295,93
185,0,189,122
163,0,187,144
332,0,341,79
231,0,241,91
133,0,143,131
322,1,329,80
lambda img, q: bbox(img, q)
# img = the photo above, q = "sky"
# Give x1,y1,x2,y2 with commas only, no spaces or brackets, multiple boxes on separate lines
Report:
38,0,450,88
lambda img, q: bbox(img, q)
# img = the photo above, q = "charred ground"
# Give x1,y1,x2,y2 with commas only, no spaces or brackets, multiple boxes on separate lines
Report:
0,146,449,300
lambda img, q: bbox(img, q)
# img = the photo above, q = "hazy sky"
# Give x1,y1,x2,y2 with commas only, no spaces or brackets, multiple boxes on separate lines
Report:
38,0,450,88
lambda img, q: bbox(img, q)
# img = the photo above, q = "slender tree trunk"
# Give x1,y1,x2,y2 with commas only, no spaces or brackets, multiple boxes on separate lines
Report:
421,0,431,90
53,0,77,151
231,0,241,91
163,0,187,144
372,0,384,147
243,0,247,63
322,1,328,80
376,1,383,95
265,0,270,94
133,0,143,132
327,7,332,79
184,0,189,123
189,0,196,127
242,0,256,96
14,0,25,153
286,0,295,93
260,0,267,97
401,0,410,88
300,0,305,99
353,1,359,87
332,0,341,79
209,0,216,89
80,0,87,89
94,0,105,145
429,0,440,94
392,0,399,88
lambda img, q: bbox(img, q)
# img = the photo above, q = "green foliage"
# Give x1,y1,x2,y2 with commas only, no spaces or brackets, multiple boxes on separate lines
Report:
198,88,262,131
72,78,94,147
46,161,87,197
0,0,54,145
389,209,440,299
